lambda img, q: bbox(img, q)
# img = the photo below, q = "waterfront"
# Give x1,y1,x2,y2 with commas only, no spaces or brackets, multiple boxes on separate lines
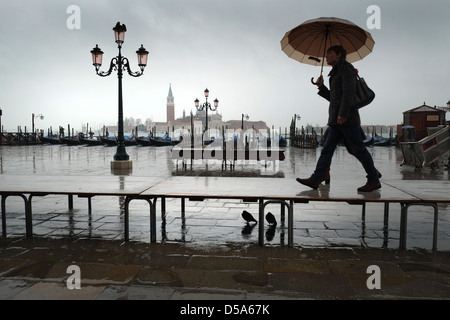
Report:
0,144,449,251
1,144,450,301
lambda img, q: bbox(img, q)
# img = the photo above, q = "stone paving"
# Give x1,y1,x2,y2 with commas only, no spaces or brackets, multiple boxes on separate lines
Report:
1,237,450,301
0,145,449,301
3,191,449,251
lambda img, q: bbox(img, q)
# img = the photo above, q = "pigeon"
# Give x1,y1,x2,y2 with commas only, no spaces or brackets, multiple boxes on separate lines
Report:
241,210,257,224
265,212,277,226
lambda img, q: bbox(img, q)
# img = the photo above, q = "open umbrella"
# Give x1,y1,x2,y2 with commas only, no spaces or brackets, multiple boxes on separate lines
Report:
280,17,375,84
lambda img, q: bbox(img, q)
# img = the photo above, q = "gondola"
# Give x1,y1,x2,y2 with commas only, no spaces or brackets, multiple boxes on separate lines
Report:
123,136,137,146
278,136,288,147
363,135,373,146
80,136,104,146
150,137,182,147
135,136,154,146
373,134,391,147
100,136,118,146
60,136,82,145
41,135,62,145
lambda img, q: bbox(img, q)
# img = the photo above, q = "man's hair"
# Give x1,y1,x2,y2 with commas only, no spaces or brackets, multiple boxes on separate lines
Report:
327,45,347,60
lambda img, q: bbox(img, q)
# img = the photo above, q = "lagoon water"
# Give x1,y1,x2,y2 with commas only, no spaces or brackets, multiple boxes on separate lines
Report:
0,143,449,251
1,142,446,179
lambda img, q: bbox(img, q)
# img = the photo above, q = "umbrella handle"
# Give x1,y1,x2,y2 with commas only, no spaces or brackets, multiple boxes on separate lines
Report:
311,74,323,86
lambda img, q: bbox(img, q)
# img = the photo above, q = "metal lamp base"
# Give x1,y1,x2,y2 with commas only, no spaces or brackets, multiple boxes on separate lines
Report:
111,160,133,175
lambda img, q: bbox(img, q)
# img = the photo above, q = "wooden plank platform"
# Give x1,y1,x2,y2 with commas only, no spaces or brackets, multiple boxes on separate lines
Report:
383,180,450,203
137,176,427,249
382,180,450,250
0,175,164,239
1,175,448,251
0,175,162,195
142,176,419,203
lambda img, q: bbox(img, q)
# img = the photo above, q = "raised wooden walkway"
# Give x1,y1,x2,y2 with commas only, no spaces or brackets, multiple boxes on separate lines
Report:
1,175,448,251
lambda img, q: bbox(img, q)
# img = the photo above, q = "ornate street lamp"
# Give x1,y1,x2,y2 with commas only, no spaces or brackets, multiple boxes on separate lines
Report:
194,88,219,143
32,113,44,143
91,22,149,169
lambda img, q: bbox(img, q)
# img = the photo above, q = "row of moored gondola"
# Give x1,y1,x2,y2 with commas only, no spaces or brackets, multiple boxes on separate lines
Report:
40,134,181,147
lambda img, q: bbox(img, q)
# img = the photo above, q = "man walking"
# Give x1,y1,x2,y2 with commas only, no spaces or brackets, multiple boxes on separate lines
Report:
296,45,380,192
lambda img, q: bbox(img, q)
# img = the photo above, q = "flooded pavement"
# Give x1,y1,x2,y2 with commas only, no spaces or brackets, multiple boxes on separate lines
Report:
1,237,450,300
0,144,450,300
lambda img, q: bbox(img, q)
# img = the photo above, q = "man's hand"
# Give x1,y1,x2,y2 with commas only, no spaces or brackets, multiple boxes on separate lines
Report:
315,76,323,87
337,116,347,125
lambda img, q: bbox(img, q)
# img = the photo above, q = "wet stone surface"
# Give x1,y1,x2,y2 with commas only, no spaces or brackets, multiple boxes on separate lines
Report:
0,145,449,299
1,237,450,300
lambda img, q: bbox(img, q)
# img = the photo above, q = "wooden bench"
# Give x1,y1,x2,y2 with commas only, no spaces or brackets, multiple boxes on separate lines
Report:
171,147,285,170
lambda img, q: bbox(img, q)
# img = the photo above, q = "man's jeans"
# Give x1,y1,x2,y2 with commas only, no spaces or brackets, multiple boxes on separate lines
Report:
310,125,379,184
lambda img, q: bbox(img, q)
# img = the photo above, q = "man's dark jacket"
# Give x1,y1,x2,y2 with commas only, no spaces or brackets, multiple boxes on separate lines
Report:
317,58,360,126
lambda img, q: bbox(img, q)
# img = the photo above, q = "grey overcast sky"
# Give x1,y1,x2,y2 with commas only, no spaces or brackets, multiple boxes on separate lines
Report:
0,0,448,133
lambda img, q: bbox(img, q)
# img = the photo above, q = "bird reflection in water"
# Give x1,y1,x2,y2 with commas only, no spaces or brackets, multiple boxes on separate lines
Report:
240,210,279,242
265,212,277,241
241,210,257,238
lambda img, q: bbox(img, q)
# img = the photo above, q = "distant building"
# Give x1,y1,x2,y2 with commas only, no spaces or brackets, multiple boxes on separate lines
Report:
150,84,189,134
403,102,447,140
166,84,175,123
224,120,268,132
149,84,269,136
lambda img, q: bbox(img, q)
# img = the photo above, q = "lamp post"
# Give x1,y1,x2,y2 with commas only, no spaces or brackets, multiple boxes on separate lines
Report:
290,114,301,147
241,114,249,130
0,108,2,144
294,114,301,131
91,22,149,171
194,88,219,143
32,113,44,143
293,114,301,136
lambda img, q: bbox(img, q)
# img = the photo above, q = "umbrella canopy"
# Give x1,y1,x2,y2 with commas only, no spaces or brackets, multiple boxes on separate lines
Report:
281,17,375,74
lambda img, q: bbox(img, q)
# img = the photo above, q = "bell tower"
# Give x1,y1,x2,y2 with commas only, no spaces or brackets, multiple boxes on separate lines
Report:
167,83,175,122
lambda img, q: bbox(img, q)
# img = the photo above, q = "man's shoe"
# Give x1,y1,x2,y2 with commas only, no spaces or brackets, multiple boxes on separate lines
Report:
296,178,319,190
357,181,381,192
376,170,382,179
321,168,331,184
